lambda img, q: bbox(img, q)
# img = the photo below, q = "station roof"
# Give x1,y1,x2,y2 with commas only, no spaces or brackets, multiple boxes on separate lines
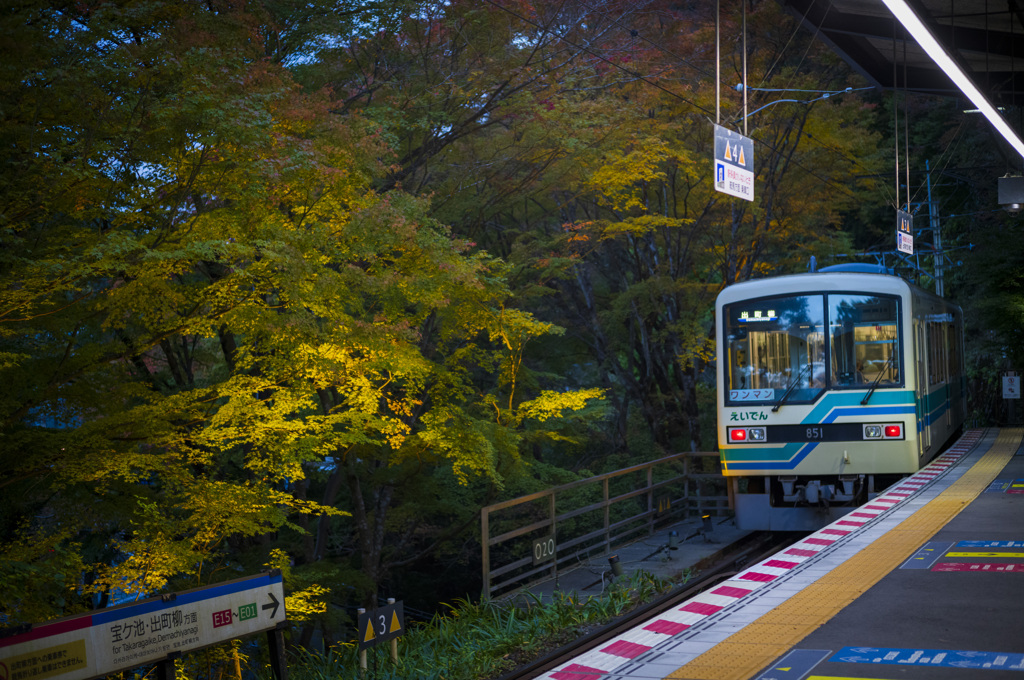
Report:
778,0,1024,110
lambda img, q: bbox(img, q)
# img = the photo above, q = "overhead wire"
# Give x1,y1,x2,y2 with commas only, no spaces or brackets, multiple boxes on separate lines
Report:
581,0,886,196
477,0,867,200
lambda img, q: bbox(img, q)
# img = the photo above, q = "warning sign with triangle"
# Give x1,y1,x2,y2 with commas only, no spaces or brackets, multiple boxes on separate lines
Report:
712,124,755,202
357,601,405,651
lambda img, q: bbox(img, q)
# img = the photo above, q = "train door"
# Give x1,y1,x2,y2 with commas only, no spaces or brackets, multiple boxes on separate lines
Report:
944,322,952,427
916,321,930,455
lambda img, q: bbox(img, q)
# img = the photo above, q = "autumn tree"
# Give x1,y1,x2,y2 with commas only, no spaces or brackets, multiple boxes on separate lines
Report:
0,0,600,635
327,1,885,454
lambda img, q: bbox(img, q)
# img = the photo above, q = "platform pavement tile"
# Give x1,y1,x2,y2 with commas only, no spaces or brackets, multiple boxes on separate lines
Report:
658,638,724,656
688,592,747,608
548,662,608,680
663,610,716,626
643,618,691,635
600,639,652,659
720,606,774,624
616,627,672,648
687,627,737,644
680,600,724,616
711,584,756,599
832,524,867,532
819,528,852,537
629,659,697,677
761,558,800,569
742,563,793,576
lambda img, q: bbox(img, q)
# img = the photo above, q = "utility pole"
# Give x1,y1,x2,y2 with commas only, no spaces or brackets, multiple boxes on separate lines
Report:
926,160,944,296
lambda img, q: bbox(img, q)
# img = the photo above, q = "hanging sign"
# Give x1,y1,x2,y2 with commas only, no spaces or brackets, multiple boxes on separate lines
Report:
713,124,754,201
897,209,914,254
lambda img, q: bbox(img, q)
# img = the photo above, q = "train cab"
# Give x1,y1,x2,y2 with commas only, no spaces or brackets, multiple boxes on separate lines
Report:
716,266,965,530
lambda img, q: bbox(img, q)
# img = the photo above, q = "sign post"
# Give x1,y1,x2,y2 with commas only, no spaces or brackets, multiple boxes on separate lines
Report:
713,125,755,201
0,571,287,680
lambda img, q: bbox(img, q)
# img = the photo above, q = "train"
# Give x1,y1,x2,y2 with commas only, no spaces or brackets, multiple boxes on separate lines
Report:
715,264,966,530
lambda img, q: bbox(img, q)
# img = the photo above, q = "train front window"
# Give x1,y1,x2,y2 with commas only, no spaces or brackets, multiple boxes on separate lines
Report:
725,294,826,404
828,294,900,387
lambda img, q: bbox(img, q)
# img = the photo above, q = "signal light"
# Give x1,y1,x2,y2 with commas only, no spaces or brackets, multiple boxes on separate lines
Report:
884,424,903,438
729,428,747,441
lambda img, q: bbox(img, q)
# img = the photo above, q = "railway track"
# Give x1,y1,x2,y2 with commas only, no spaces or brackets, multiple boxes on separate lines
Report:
497,531,802,680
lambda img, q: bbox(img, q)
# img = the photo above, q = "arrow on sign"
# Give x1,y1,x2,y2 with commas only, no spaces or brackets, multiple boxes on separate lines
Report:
263,592,280,618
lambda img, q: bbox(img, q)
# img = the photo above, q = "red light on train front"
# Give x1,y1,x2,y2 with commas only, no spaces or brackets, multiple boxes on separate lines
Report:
884,424,903,438
729,428,747,442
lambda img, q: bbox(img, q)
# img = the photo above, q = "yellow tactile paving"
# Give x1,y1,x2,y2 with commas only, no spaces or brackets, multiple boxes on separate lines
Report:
668,428,1023,680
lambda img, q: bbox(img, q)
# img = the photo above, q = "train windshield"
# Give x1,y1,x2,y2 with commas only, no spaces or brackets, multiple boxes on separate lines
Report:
724,295,826,404
828,294,900,387
724,292,900,404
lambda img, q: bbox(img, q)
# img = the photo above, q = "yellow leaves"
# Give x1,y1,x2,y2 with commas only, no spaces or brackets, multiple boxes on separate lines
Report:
586,136,675,212
515,388,605,423
598,214,694,239
262,549,330,622
284,585,330,621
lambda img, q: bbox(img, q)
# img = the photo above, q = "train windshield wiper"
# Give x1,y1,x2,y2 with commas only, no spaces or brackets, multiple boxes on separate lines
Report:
861,354,895,405
772,363,812,412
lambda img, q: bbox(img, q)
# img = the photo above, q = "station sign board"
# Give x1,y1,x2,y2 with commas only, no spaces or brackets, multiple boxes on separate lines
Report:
0,572,285,680
713,124,754,201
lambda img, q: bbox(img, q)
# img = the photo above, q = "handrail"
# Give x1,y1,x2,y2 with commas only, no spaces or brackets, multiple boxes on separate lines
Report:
481,451,728,599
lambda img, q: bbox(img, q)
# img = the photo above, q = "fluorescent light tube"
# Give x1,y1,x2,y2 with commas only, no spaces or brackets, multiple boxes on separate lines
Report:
881,0,1024,159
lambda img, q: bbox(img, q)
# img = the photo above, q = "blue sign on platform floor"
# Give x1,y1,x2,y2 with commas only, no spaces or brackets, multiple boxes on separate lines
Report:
900,541,951,569
957,540,1024,549
753,649,830,679
832,647,1024,670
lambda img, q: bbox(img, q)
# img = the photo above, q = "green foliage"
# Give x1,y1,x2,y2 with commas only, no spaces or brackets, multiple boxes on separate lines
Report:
268,570,678,680
0,0,603,629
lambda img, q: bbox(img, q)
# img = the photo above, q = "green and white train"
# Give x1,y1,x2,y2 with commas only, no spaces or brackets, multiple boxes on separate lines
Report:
716,265,966,530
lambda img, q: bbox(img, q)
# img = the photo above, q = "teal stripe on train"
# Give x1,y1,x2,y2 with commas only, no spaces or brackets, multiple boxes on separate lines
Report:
722,390,917,470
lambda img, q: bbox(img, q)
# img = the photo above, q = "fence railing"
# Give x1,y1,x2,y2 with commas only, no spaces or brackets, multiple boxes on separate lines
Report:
480,451,729,600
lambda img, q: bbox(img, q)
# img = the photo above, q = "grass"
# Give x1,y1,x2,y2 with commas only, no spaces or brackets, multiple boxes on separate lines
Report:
275,568,689,680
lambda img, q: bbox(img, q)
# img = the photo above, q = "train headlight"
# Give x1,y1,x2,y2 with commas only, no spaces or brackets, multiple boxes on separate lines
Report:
863,423,904,440
728,427,766,443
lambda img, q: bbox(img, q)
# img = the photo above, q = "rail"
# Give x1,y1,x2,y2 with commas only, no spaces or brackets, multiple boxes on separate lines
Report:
481,451,729,599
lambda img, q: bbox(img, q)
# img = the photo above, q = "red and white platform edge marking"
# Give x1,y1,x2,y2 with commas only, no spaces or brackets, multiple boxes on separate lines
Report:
543,430,984,680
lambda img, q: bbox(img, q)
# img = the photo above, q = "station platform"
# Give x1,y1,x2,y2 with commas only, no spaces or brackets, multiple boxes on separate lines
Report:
540,427,1024,680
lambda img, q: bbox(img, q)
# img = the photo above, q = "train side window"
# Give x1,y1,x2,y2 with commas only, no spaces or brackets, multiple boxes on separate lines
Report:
828,294,899,388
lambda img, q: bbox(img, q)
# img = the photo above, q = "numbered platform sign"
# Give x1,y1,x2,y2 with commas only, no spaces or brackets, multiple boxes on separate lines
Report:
531,536,556,566
357,601,404,651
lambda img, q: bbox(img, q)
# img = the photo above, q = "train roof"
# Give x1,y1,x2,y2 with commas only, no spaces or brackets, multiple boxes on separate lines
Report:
716,269,952,308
